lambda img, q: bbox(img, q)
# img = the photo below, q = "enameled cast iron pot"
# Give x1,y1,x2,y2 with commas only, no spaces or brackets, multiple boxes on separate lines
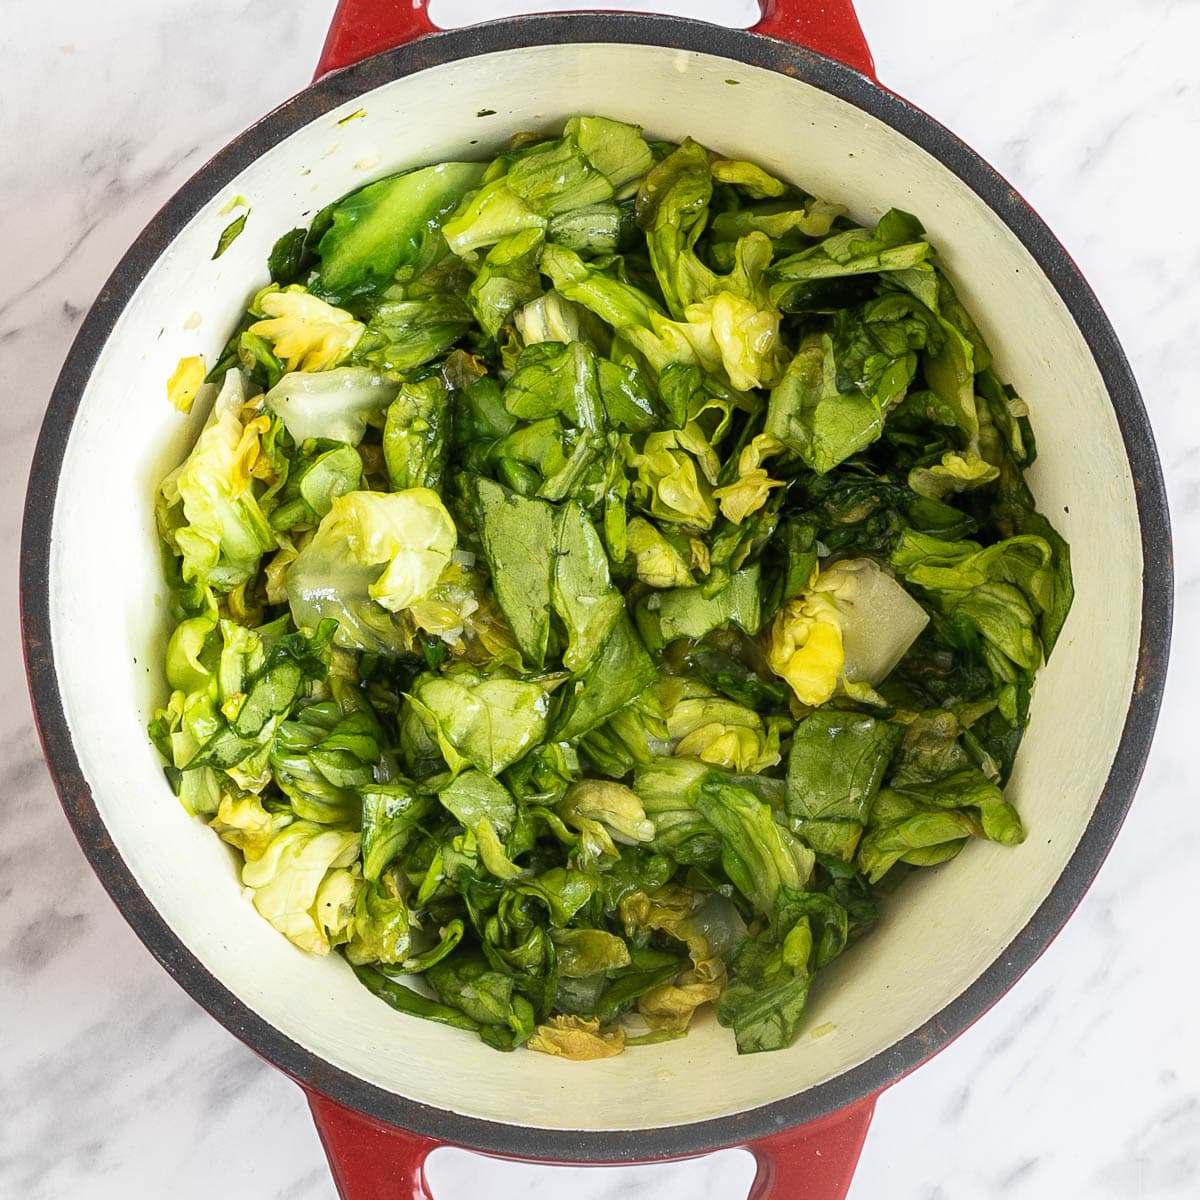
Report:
21,2,1173,1196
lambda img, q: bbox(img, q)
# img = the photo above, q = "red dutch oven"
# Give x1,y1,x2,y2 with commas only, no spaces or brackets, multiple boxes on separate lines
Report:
21,3,1172,1198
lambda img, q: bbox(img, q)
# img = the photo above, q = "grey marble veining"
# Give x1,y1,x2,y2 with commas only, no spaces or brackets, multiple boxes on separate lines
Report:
2,2,1196,1198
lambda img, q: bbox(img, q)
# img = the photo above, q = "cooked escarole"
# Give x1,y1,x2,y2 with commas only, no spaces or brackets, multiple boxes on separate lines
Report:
151,116,1071,1057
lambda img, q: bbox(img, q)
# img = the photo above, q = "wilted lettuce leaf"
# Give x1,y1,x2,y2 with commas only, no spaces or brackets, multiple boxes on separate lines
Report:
785,708,901,858
209,790,291,860
589,945,687,1023
716,885,853,1053
269,444,363,531
909,450,999,501
637,139,717,319
249,286,365,373
625,516,696,589
442,121,646,266
426,952,536,1049
408,669,552,776
241,822,361,954
553,615,658,743
507,138,613,217
512,866,597,928
628,425,720,528
631,756,722,866
694,775,813,917
528,1014,624,1059
503,741,579,808
552,501,623,673
857,788,975,882
563,115,653,193
551,928,632,978
383,375,449,492
351,961,483,1031
682,642,788,712
167,355,208,416
709,196,844,245
270,701,378,824
764,293,930,474
540,243,767,390
893,767,1023,845
711,157,786,199
177,621,332,788
212,210,248,260
442,177,547,258
504,340,603,430
287,489,457,652
311,162,486,306
768,208,930,307
557,779,655,865
621,883,746,983
346,881,412,966
438,770,518,837
638,565,762,652
891,528,1063,676
157,369,276,592
468,227,545,338
515,289,600,348
576,688,665,780
361,782,434,882
546,203,623,255
636,142,787,391
265,367,397,445
471,476,554,667
355,293,475,376
713,433,784,525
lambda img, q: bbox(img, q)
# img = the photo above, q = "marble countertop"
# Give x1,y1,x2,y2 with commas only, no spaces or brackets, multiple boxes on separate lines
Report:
2,2,1196,1197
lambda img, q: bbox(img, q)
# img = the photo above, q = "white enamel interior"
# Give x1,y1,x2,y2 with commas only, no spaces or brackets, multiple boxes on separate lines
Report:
48,42,1142,1130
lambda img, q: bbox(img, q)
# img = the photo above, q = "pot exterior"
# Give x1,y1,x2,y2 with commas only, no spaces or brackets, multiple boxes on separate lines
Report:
307,1087,876,1200
22,11,1170,1165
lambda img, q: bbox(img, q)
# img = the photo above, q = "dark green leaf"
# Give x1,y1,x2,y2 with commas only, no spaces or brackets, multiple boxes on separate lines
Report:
786,708,902,856
553,614,658,743
362,782,435,882
695,775,813,917
472,476,555,667
212,211,248,260
351,961,481,1031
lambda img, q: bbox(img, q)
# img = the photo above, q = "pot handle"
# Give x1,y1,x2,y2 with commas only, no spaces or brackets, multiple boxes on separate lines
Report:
307,1088,876,1199
309,1091,439,1200
745,1094,877,1199
316,1,875,79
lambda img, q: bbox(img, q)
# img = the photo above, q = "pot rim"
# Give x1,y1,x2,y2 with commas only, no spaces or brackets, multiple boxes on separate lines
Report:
20,11,1173,1163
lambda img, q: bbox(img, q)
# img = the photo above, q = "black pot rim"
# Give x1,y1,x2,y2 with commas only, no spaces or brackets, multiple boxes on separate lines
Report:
21,11,1173,1164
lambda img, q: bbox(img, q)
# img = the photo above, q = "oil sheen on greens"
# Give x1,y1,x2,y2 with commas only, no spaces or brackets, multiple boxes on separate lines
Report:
150,115,1072,1059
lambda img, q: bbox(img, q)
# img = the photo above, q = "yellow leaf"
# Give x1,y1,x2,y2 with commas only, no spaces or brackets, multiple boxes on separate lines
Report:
713,433,785,524
626,517,695,588
683,292,786,391
209,791,288,860
528,1015,625,1060
765,593,845,707
636,975,724,1033
167,355,206,413
249,285,364,372
230,413,270,498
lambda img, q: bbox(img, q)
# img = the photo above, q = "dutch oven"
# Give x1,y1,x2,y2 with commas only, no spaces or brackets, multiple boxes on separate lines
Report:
20,2,1172,1196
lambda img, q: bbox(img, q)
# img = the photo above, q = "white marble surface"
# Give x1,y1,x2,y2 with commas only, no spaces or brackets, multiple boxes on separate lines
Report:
2,1,1196,1197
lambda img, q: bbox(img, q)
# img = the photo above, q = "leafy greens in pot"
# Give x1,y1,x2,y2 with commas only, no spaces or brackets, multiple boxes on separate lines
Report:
150,117,1072,1057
